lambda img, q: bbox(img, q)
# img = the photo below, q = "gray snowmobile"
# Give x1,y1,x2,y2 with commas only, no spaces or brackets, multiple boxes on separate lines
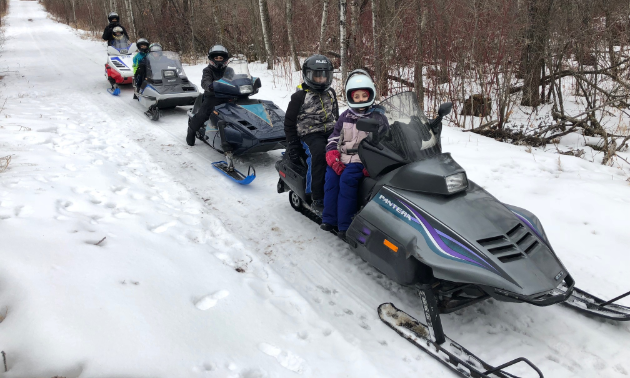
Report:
136,50,200,121
275,91,629,378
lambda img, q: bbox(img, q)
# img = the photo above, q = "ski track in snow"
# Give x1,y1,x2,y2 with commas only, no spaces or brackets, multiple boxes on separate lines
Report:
0,0,629,377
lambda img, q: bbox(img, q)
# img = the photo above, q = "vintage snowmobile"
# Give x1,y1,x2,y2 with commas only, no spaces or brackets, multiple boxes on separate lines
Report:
275,91,630,377
136,49,200,121
187,59,286,184
105,37,137,95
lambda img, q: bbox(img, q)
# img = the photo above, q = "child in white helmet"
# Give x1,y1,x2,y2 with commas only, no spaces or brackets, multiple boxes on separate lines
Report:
321,70,389,239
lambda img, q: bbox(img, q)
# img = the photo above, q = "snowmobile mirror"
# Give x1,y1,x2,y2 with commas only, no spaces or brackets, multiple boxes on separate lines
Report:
438,102,453,117
253,77,261,92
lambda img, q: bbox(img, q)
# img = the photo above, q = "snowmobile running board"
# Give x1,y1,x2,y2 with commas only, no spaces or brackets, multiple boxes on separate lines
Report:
561,283,630,321
378,302,544,378
212,161,256,185
107,87,120,96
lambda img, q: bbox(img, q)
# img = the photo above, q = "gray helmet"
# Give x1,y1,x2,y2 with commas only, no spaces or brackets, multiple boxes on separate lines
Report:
108,12,119,23
149,43,163,53
112,26,124,40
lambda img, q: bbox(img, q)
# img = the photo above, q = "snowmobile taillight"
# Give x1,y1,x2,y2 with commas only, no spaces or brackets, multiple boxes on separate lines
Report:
383,239,399,253
279,171,286,178
445,172,467,193
239,85,253,94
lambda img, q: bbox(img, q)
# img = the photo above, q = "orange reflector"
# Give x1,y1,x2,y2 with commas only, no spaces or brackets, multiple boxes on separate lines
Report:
383,239,398,252
279,171,286,178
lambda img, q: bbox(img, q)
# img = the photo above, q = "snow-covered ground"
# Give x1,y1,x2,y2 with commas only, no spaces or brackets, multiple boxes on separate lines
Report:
1,1,629,377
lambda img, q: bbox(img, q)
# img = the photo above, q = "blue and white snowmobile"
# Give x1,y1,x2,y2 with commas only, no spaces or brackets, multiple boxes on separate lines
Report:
187,59,286,184
136,50,200,121
105,36,137,96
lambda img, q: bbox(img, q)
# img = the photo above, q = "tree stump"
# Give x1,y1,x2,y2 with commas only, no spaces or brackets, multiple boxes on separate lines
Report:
460,94,492,117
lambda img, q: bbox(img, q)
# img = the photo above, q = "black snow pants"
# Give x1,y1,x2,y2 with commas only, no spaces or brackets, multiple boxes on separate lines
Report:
187,93,227,146
301,131,331,201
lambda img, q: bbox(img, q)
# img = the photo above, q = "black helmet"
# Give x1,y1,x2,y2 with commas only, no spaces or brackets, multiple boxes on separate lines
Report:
302,54,333,91
137,38,150,51
108,12,119,23
208,45,229,70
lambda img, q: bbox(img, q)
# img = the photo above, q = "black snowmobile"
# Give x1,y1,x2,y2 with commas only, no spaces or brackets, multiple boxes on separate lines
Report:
275,91,630,378
188,59,286,184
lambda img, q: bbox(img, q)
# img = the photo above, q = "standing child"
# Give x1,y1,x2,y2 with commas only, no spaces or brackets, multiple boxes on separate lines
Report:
284,54,339,213
132,38,150,99
321,70,388,239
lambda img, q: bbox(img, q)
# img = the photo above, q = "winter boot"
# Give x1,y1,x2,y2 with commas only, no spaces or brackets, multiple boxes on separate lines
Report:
186,126,196,146
320,223,336,232
337,230,347,241
311,199,324,213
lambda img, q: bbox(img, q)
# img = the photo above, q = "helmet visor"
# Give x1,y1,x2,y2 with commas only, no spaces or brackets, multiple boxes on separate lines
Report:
306,69,333,88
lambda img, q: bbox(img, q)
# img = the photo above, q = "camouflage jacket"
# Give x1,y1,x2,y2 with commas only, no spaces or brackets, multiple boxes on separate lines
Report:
284,83,339,142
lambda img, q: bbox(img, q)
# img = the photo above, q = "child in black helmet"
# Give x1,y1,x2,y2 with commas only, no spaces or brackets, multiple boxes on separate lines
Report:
132,39,151,98
102,12,129,46
284,54,339,213
186,45,231,147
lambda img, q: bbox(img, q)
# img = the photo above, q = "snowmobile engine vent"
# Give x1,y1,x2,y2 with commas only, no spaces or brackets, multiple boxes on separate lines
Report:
506,223,524,237
477,234,524,263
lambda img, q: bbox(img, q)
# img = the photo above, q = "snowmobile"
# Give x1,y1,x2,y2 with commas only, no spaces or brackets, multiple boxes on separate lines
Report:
275,91,630,378
187,59,286,184
136,50,200,121
105,37,137,96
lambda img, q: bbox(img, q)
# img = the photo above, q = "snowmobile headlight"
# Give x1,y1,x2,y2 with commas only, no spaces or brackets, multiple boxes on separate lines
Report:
163,70,177,78
239,85,253,94
445,173,467,193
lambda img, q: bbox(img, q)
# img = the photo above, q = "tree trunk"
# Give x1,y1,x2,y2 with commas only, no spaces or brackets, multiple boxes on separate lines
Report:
371,0,383,98
414,0,425,109
340,0,348,90
318,0,330,54
286,0,300,71
124,0,136,39
521,0,554,107
349,0,360,69
211,0,223,44
604,0,617,77
259,0,274,69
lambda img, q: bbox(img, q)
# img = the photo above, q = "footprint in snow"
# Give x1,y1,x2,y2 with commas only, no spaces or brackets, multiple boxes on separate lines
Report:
151,220,177,233
195,290,230,310
258,343,306,374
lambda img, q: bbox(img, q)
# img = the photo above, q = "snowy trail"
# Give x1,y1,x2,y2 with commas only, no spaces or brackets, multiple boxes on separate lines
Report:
1,0,630,377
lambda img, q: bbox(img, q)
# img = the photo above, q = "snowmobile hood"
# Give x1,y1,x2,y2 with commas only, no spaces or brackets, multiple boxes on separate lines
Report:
373,184,569,297
216,100,285,141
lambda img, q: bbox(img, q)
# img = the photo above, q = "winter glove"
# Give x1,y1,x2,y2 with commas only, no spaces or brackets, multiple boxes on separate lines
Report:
363,167,370,177
326,150,345,175
286,142,302,164
326,150,341,167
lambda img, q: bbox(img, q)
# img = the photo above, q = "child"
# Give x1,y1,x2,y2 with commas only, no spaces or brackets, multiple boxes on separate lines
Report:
186,45,230,147
132,38,150,99
284,54,339,213
321,70,388,239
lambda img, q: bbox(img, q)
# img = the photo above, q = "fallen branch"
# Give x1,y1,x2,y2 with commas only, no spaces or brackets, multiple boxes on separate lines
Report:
95,237,106,246
0,155,11,173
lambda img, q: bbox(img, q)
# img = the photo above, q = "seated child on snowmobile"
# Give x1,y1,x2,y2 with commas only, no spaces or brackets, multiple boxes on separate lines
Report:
186,45,231,147
284,54,339,213
132,38,150,98
321,70,388,239
102,12,129,46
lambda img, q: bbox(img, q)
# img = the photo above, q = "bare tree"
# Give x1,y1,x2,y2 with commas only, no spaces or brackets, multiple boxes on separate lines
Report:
521,0,555,107
318,0,330,54
339,0,348,88
259,0,274,69
286,0,300,71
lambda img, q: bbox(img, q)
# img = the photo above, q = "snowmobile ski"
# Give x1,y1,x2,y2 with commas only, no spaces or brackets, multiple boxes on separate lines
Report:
144,105,160,121
378,303,544,378
107,86,121,96
211,152,255,185
561,283,630,321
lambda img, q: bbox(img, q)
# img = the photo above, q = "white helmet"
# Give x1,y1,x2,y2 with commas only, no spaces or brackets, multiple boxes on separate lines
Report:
345,69,376,109
112,26,124,40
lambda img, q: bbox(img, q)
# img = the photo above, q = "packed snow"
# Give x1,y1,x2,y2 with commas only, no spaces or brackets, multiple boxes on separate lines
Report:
1,1,629,377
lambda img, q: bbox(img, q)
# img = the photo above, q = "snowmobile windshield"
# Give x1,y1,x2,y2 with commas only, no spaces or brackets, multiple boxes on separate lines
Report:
222,59,252,81
110,37,131,52
378,91,441,161
146,51,187,81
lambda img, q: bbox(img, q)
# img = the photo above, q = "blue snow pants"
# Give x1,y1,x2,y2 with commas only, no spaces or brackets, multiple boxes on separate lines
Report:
322,163,365,231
